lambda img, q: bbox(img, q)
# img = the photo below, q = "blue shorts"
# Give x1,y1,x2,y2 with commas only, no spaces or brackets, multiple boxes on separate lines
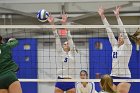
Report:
55,77,75,91
111,76,131,85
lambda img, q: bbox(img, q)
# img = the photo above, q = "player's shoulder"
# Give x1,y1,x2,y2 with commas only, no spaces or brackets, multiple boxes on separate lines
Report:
76,82,81,85
76,82,82,87
89,82,95,84
124,43,132,48
87,82,95,88
112,44,118,48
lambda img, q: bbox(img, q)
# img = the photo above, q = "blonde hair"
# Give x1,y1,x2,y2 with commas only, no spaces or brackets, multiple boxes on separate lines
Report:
100,74,115,93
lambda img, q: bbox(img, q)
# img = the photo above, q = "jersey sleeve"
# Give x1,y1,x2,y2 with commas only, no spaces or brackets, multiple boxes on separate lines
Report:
102,18,117,46
90,82,96,93
76,82,81,93
116,16,132,45
6,38,18,48
66,30,76,53
53,29,63,53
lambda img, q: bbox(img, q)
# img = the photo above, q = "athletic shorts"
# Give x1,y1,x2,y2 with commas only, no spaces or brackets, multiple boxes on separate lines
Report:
0,70,18,89
111,76,131,85
55,76,75,91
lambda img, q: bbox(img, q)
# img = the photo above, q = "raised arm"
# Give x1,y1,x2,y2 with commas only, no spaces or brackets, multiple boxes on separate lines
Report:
98,7,117,46
113,6,131,45
48,14,62,53
61,13,76,52
6,38,18,48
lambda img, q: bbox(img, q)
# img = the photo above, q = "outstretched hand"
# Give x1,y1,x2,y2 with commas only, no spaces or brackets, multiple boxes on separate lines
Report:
113,6,121,16
61,13,68,24
48,13,54,25
98,7,105,16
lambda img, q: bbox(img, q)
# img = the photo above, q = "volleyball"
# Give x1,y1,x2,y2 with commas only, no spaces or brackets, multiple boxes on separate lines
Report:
37,9,49,22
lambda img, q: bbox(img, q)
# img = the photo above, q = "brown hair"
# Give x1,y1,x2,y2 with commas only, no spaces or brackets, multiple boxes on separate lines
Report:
100,74,115,93
0,35,2,43
63,41,70,52
80,70,88,76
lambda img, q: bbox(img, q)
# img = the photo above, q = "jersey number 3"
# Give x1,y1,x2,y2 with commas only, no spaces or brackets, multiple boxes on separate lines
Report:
64,57,68,63
113,52,117,58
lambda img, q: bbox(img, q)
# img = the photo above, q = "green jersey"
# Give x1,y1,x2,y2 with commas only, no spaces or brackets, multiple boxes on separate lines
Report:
0,39,19,73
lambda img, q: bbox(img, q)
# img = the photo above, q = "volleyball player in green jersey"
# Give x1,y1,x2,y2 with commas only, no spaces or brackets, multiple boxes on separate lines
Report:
0,35,22,93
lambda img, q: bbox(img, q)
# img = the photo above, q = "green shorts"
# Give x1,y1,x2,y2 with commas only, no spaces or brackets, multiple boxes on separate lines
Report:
0,70,18,89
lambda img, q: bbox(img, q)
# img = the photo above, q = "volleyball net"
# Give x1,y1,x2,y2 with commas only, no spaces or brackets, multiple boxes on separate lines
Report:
0,25,140,83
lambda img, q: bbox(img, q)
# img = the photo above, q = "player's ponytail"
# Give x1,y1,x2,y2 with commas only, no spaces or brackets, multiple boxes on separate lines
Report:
100,74,116,93
0,35,2,44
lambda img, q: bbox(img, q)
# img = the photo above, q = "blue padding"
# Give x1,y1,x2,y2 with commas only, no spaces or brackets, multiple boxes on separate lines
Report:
89,38,112,79
12,38,37,93
89,38,140,93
